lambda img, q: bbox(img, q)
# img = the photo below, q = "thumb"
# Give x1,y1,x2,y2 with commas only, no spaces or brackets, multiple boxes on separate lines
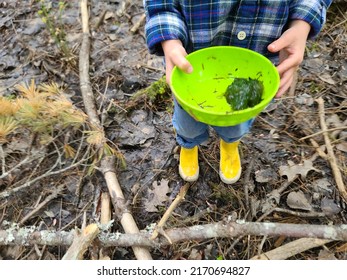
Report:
171,53,193,74
268,33,291,53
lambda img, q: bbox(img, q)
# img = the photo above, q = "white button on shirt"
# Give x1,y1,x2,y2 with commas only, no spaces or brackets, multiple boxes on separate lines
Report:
237,31,247,40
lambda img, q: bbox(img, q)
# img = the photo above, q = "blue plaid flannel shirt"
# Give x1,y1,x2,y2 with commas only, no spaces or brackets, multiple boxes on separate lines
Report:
144,0,332,61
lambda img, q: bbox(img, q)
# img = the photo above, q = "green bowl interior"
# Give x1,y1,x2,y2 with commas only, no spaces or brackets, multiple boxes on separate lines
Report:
170,46,280,126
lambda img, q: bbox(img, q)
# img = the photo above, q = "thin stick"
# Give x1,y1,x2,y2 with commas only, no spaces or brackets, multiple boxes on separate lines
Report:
243,156,256,209
300,126,347,141
130,13,146,33
273,207,327,218
150,183,190,240
310,139,328,160
19,184,66,225
316,97,347,203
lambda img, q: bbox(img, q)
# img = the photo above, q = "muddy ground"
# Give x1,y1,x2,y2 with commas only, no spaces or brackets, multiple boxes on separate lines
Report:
0,1,346,260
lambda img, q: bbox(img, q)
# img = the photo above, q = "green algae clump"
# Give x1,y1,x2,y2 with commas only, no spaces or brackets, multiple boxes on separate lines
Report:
225,78,264,110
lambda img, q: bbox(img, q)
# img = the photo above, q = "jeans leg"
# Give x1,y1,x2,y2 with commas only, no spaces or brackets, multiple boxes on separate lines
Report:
212,118,255,143
172,99,209,148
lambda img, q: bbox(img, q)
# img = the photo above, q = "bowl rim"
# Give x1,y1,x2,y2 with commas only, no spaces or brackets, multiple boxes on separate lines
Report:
170,46,280,117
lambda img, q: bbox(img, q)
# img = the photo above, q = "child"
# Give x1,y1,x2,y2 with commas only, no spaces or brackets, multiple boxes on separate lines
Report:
143,1,332,183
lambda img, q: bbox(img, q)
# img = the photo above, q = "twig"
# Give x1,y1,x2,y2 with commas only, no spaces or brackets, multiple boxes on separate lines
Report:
243,155,256,209
94,10,107,30
19,184,66,225
116,0,131,17
300,126,347,141
257,235,268,257
310,139,329,160
150,183,190,240
130,13,146,34
0,145,5,175
273,207,327,218
0,146,91,199
316,97,347,203
60,202,92,231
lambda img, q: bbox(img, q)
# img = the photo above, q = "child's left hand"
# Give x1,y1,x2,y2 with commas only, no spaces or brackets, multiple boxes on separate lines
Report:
268,20,311,98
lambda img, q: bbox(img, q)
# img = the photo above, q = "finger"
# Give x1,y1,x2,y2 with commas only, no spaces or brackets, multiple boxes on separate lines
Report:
268,32,291,53
166,45,193,73
171,53,193,74
165,60,174,84
276,71,294,98
276,55,301,76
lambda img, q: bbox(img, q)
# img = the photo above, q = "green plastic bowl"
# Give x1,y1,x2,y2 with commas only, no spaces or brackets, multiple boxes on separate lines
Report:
170,46,280,126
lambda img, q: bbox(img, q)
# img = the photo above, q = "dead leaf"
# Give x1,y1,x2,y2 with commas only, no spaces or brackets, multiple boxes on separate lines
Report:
311,178,332,194
326,114,343,128
286,191,313,211
6,137,31,153
336,142,347,153
255,168,277,183
320,197,340,216
279,160,320,182
145,179,170,212
318,249,337,260
295,93,314,106
335,242,347,253
318,73,336,85
188,248,203,260
104,11,115,20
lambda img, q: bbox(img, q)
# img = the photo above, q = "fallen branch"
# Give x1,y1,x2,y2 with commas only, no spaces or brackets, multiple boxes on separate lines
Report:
78,0,152,260
79,0,101,128
100,157,152,260
2,221,347,248
316,97,347,203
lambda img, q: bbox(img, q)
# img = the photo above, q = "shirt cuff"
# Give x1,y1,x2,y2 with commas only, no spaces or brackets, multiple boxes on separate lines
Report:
145,14,189,56
289,2,329,38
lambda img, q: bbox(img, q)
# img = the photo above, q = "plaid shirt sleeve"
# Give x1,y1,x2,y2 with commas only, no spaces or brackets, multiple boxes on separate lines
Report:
289,0,332,38
143,0,189,56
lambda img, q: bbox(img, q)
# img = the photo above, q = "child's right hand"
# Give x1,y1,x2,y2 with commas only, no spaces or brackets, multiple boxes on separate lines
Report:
161,40,193,84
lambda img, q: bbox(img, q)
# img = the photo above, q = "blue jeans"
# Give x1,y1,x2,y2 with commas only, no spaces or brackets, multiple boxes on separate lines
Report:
172,99,254,148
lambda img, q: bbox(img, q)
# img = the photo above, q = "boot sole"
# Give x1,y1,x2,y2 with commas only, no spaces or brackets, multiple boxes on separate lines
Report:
179,166,199,182
219,168,242,184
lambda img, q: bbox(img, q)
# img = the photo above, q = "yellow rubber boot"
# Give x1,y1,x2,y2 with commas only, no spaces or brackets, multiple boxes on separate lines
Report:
219,139,241,184
179,146,199,182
